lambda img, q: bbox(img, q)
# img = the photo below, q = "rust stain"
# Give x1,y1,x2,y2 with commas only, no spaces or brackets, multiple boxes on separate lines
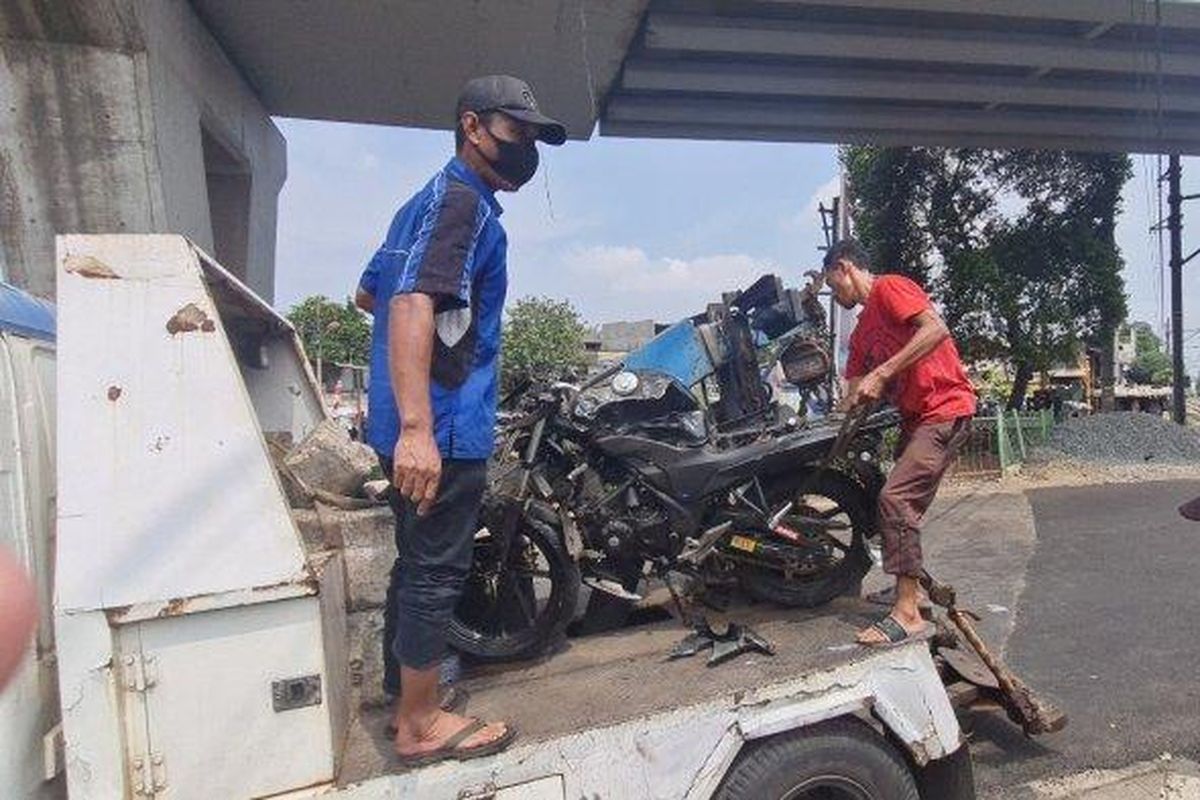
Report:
157,597,188,618
64,254,120,280
166,303,216,335
107,386,122,401
252,572,320,594
105,605,133,623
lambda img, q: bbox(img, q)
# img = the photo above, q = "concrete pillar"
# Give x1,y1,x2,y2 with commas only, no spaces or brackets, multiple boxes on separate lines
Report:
0,0,285,301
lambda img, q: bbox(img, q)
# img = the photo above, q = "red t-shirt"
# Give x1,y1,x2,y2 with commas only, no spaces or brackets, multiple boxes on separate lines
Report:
845,275,976,428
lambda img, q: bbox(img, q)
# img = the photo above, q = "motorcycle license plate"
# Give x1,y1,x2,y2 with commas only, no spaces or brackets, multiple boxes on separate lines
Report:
729,535,759,553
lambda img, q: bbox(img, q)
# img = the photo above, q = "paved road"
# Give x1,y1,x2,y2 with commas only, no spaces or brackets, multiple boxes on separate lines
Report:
949,479,1200,798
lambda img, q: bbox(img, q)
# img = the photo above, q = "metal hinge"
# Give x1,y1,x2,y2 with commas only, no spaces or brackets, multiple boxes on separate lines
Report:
130,756,150,797
150,752,168,794
130,753,167,796
121,652,158,693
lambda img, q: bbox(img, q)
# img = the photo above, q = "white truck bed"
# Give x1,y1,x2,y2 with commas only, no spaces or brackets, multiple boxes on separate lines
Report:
330,598,961,799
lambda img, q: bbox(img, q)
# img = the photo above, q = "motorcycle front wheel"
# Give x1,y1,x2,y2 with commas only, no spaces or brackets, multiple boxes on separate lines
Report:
447,511,580,663
736,468,874,608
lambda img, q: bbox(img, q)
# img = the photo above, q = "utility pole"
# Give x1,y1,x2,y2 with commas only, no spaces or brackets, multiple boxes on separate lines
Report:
818,196,840,406
1165,155,1196,425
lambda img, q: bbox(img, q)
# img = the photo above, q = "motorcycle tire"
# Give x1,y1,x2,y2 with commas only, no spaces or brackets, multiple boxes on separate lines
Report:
447,515,580,664
737,468,874,608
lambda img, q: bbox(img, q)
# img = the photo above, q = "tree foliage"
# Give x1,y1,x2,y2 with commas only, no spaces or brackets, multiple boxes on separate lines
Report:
287,295,371,367
501,296,589,390
1124,322,1174,386
841,146,1131,408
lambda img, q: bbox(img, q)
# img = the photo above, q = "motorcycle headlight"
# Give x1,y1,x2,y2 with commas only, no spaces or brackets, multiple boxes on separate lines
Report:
611,371,640,396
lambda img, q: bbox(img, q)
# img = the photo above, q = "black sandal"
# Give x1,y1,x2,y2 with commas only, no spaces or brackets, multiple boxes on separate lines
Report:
394,718,517,769
858,615,933,648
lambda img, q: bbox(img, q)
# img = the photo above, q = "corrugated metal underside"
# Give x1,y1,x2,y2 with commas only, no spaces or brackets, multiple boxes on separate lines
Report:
600,0,1200,154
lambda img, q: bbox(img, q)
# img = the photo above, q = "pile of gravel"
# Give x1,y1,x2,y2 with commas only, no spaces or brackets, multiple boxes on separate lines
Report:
1042,412,1200,465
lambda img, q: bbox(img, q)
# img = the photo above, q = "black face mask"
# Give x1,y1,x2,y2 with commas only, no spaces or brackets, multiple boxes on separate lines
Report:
483,127,539,187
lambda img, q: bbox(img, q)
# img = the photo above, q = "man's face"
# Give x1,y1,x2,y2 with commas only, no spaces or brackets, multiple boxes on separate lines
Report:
463,111,540,192
826,259,859,309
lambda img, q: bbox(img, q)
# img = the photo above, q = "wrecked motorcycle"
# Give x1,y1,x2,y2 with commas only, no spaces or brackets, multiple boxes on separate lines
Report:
449,274,899,662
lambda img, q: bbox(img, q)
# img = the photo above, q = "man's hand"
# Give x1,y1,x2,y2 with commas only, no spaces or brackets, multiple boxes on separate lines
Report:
393,426,441,515
846,369,888,409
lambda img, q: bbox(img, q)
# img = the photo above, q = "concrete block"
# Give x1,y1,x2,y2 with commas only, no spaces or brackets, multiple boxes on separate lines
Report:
291,508,325,551
347,608,389,710
337,507,394,550
284,419,377,498
342,544,394,612
297,505,392,550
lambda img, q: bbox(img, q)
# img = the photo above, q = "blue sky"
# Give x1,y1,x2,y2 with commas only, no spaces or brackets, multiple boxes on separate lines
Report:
273,119,1200,373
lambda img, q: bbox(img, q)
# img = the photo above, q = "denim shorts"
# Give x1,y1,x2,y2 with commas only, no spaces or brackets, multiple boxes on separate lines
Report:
378,457,488,675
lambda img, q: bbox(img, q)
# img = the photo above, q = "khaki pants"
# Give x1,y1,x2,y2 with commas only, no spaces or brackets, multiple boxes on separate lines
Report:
878,417,972,577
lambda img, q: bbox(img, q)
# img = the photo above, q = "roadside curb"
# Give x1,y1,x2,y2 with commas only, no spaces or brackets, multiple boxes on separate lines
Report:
1017,755,1200,799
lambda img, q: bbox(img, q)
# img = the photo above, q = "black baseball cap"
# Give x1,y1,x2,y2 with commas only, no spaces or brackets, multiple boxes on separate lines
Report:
456,75,567,145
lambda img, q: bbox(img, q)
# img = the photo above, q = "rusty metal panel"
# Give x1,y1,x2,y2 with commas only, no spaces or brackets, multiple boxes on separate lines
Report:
56,234,313,612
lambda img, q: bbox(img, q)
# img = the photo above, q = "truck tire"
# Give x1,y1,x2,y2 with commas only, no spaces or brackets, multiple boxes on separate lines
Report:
715,718,919,800
916,743,976,800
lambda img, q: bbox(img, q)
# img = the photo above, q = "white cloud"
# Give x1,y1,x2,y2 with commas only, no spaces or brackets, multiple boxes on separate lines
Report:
541,245,782,321
782,174,842,232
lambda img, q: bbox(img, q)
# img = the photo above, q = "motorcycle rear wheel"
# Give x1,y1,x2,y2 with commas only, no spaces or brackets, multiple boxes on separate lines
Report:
448,512,580,663
736,468,874,608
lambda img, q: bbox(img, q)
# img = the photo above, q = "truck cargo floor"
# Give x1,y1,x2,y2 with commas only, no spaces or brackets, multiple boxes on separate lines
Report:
337,597,914,785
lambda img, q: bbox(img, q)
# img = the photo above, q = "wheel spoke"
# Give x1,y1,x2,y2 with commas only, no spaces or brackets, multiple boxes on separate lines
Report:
483,583,506,636
501,568,538,627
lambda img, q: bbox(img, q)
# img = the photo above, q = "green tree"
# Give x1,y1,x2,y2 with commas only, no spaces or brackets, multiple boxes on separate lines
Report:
1125,322,1174,386
501,296,588,390
841,146,1130,409
287,295,371,368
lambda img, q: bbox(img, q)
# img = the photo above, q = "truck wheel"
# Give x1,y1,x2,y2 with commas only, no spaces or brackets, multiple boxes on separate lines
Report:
916,743,976,800
715,718,919,800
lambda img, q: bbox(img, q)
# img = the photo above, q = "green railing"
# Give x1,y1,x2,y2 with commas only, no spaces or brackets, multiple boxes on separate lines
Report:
948,409,1055,477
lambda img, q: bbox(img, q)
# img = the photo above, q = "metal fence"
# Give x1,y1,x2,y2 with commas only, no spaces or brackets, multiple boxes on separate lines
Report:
947,409,1055,478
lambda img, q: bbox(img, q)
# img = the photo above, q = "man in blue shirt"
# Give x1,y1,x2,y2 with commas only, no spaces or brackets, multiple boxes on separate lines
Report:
356,75,565,766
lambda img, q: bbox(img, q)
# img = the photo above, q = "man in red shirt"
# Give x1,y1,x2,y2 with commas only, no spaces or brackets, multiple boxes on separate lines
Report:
823,240,977,646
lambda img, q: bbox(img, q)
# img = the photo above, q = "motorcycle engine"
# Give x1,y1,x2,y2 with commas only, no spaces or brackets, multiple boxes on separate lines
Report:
577,472,675,559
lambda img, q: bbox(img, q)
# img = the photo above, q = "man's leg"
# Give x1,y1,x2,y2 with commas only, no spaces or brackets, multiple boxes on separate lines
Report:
378,455,403,697
858,419,969,644
390,460,512,757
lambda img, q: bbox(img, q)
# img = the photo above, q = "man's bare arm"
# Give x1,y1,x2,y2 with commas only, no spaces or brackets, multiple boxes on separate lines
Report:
355,288,375,314
388,293,441,514
848,310,950,407
876,310,950,381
